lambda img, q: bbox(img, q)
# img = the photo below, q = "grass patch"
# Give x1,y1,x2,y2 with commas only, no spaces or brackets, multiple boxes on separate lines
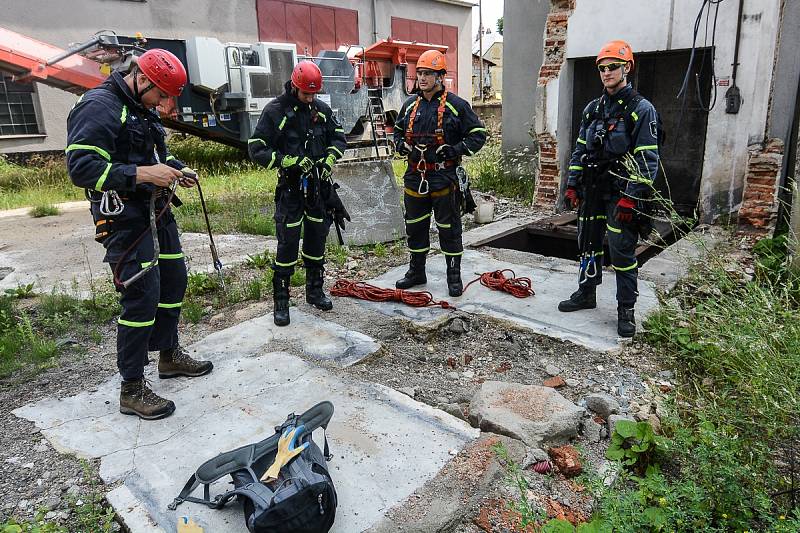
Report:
29,204,60,218
0,155,80,210
466,142,535,200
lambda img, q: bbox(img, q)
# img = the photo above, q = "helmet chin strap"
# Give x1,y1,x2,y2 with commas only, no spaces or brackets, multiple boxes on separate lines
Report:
132,71,155,103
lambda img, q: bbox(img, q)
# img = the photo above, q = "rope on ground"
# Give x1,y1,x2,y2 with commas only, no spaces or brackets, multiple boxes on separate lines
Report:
463,269,535,298
330,280,456,310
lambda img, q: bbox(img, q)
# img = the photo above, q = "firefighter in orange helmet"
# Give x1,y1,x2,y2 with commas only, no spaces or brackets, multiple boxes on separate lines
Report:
559,40,661,338
393,50,488,297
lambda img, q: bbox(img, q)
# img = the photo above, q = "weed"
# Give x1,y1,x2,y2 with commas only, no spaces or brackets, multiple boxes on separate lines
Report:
4,283,35,299
466,142,535,200
492,442,545,527
290,269,306,287
182,297,204,323
0,155,80,210
606,420,664,473
166,135,250,174
327,244,350,266
186,272,220,297
29,204,60,218
246,251,273,269
236,213,275,236
371,242,388,258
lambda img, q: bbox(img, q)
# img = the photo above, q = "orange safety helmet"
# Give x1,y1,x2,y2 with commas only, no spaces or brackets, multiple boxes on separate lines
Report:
416,50,447,73
596,40,635,70
137,49,187,97
291,61,323,93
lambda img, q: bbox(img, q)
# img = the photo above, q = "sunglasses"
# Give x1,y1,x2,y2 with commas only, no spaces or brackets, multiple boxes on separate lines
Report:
597,62,627,73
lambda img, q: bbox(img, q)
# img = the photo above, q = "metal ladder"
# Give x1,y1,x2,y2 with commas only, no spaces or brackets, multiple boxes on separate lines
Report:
366,87,391,159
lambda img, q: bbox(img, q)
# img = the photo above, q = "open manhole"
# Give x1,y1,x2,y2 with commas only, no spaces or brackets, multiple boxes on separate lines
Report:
472,213,691,266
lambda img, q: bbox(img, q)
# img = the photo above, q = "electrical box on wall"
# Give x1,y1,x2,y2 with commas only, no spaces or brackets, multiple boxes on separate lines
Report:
186,37,227,92
725,86,741,114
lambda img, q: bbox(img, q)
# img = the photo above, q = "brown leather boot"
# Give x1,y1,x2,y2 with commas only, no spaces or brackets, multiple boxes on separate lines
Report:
158,346,214,379
119,377,175,420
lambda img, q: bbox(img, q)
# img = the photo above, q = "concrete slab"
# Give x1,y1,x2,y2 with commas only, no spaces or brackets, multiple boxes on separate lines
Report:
332,160,405,246
461,216,537,248
0,200,275,295
13,316,478,533
639,229,720,291
355,249,659,351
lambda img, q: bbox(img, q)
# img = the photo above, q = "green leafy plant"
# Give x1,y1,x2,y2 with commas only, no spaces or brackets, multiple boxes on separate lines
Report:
606,420,663,471
186,271,220,296
181,297,204,324
4,283,35,299
492,442,545,527
29,204,60,218
246,251,273,269
290,269,306,287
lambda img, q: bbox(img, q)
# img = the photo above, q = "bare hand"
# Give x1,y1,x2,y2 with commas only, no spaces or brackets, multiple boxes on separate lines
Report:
179,167,198,188
136,164,183,188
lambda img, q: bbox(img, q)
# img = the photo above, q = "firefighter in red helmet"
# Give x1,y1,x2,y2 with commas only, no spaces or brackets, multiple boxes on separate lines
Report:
393,50,487,297
249,60,348,326
66,49,213,420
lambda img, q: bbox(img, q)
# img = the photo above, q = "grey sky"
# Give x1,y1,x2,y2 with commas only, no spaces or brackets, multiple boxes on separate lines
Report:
471,0,504,39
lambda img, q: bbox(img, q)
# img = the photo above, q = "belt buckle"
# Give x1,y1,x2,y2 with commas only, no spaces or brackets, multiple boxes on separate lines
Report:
434,161,446,171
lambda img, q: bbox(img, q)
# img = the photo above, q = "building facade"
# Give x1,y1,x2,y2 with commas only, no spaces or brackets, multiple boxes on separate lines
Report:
504,0,800,235
1,0,474,154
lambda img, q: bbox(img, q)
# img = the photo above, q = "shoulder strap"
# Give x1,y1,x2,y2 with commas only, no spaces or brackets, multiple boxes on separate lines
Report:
404,96,422,144
435,90,448,145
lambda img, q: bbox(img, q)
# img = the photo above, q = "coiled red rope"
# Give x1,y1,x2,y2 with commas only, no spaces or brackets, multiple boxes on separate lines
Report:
463,269,535,298
331,269,534,308
330,280,456,309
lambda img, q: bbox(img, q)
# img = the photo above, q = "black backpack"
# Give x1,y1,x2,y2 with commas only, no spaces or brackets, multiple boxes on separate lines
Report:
170,402,337,533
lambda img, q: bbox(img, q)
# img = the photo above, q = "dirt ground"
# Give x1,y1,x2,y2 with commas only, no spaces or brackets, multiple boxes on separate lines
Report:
0,197,672,531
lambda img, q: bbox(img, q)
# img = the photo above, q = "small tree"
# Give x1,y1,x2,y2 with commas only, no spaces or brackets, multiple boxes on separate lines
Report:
497,17,503,35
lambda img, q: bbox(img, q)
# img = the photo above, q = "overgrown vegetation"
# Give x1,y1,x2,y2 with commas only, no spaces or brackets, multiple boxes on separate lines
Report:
495,231,800,531
0,155,80,210
29,204,60,218
0,282,119,378
465,142,536,201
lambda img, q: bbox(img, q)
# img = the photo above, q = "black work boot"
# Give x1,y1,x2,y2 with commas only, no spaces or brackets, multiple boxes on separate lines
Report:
617,306,636,337
446,255,463,297
120,377,175,420
396,253,427,289
158,346,213,379
273,275,291,327
557,286,597,312
305,267,333,311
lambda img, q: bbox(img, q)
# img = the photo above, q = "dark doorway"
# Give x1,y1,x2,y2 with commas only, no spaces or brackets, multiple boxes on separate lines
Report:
570,48,713,216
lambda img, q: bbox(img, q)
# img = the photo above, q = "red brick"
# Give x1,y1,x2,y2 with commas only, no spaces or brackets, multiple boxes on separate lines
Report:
548,445,582,478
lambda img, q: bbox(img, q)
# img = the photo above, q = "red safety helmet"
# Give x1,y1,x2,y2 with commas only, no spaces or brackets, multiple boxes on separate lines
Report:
291,61,323,93
596,40,635,70
137,49,187,97
417,50,447,73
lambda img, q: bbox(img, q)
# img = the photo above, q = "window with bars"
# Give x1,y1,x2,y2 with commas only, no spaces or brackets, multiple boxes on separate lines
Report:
0,74,42,136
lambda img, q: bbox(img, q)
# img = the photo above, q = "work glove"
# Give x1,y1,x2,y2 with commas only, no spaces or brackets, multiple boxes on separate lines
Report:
281,155,314,173
563,186,580,210
435,143,459,162
615,197,637,223
317,153,337,181
396,141,413,157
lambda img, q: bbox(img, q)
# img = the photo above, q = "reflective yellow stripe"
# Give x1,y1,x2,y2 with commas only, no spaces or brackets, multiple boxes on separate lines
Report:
606,224,622,234
469,127,487,134
442,250,464,256
286,216,304,228
158,302,183,309
120,105,128,124
95,163,112,191
140,260,158,269
631,111,639,121
267,152,277,170
278,116,288,130
65,144,111,161
301,251,324,261
445,102,459,116
305,214,324,223
248,138,267,145
435,221,451,228
406,213,431,224
166,155,175,161
569,165,583,171
577,138,587,145
578,215,607,221
159,252,184,259
463,144,474,156
634,145,658,154
613,261,639,272
335,128,344,133
118,318,155,328
328,146,344,158
275,259,298,267
317,112,327,122
409,246,430,253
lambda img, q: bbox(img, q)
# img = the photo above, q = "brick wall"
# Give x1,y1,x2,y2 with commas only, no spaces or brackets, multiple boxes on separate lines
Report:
533,0,575,208
738,138,783,237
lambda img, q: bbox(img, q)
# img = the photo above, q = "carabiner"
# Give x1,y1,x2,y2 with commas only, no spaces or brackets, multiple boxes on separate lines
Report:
99,190,124,216
417,178,429,196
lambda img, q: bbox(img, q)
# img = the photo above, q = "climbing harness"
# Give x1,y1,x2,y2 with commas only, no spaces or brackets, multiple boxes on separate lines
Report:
412,143,431,195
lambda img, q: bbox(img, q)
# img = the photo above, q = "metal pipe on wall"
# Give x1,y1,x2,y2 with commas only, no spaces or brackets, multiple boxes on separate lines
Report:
372,0,378,43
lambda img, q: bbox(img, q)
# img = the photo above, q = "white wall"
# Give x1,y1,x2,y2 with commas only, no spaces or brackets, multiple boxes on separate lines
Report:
559,0,783,220
1,0,471,154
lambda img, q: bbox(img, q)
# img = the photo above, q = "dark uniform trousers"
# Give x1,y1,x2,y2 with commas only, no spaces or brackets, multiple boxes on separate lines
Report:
577,195,639,307
106,210,187,380
403,184,463,256
273,176,333,277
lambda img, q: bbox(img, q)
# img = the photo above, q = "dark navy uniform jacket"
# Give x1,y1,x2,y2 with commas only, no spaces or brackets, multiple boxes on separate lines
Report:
394,89,487,191
567,83,659,201
66,71,187,258
248,81,347,178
